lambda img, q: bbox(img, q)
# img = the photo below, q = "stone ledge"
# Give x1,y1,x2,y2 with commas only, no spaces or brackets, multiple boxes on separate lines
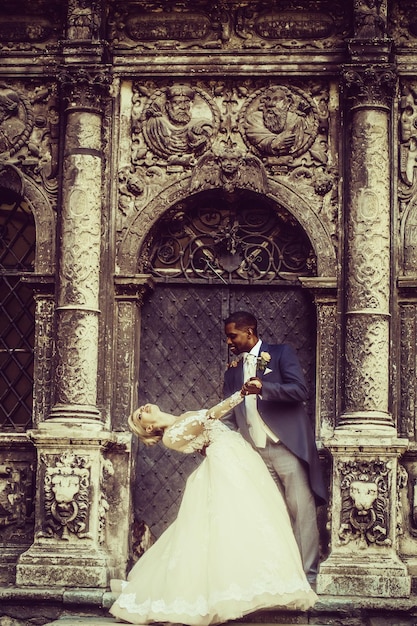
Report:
2,588,417,626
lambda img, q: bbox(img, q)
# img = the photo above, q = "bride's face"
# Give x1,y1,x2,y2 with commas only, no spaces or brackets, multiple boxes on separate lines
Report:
136,403,162,429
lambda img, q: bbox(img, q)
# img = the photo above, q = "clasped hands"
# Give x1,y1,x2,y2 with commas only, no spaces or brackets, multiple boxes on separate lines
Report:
241,376,262,396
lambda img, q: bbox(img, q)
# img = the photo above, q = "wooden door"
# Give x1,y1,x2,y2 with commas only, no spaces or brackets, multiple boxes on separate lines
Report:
134,282,316,538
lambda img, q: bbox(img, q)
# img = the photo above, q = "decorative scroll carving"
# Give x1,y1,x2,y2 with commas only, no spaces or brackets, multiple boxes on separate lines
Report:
55,310,98,406
341,65,396,109
140,84,219,168
98,458,114,544
0,462,34,544
33,295,55,423
109,1,350,51
396,464,407,539
113,302,137,429
347,115,390,311
316,301,337,434
338,459,391,548
344,316,388,413
399,304,417,439
38,452,91,540
0,2,62,51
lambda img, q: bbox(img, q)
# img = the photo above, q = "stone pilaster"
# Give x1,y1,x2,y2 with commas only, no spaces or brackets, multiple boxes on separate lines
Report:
15,67,124,588
317,44,411,595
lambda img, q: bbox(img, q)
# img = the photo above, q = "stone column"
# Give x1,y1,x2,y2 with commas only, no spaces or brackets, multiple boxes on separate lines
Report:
15,68,127,587
317,60,411,596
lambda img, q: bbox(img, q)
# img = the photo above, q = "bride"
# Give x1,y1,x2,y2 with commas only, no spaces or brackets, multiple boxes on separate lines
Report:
109,383,317,626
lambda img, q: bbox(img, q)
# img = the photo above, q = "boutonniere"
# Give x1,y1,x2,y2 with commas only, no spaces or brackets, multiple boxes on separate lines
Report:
227,355,243,369
257,351,271,372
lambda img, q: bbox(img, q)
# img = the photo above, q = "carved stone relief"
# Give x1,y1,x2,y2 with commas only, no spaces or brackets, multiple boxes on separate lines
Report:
353,0,387,40
399,303,417,439
98,457,114,545
140,84,218,169
338,459,391,548
55,311,98,407
398,81,417,274
116,79,338,262
345,316,389,414
0,1,64,52
240,85,319,162
108,1,351,51
0,460,34,545
66,0,101,41
390,0,417,49
38,452,91,541
0,81,59,199
346,112,390,311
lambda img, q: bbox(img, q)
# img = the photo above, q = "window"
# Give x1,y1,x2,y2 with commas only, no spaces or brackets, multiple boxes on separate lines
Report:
0,199,35,431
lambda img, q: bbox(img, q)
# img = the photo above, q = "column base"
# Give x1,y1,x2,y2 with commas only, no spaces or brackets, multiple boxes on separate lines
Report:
317,555,411,597
16,544,109,588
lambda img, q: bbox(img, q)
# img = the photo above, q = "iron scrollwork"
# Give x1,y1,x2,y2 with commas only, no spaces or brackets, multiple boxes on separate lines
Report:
139,198,316,283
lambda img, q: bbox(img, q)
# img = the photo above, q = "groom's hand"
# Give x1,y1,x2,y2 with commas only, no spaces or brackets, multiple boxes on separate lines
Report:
241,377,262,396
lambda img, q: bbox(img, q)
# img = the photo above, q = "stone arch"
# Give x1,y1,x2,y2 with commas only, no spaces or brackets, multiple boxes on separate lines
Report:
117,178,336,277
0,163,56,274
23,175,56,274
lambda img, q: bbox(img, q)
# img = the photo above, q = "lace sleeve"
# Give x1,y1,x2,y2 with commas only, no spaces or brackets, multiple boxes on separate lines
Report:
163,411,207,452
206,391,243,420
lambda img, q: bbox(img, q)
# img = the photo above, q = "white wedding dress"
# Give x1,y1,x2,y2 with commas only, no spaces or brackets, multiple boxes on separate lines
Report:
109,392,317,625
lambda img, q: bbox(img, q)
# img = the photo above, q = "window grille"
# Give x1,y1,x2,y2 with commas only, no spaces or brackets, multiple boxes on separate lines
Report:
0,199,35,431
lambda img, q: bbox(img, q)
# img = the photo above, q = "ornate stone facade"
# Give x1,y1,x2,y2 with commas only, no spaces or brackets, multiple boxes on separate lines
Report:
1,0,417,620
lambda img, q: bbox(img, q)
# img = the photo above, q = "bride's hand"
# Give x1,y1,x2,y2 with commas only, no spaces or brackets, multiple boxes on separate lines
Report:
241,377,262,396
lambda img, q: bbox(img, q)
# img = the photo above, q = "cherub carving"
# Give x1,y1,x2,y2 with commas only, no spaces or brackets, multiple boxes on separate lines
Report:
190,144,268,193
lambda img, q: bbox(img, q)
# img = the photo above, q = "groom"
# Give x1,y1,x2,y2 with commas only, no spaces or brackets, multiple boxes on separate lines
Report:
222,310,326,584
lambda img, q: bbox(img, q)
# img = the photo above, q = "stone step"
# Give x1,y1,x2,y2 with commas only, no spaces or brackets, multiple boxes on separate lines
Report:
45,615,325,626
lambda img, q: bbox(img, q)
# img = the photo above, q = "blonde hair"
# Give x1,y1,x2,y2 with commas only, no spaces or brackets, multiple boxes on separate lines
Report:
128,407,164,446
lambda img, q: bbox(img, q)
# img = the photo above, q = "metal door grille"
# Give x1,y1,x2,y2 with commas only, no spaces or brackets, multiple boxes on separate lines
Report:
0,200,35,431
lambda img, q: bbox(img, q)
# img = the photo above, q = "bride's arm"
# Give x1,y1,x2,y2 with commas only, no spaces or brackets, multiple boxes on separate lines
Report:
163,386,260,452
206,390,244,420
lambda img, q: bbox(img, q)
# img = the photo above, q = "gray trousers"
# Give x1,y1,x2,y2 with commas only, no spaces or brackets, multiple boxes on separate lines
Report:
257,440,319,582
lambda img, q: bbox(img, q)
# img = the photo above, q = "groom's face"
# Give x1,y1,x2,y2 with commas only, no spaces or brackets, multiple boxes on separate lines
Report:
225,322,255,355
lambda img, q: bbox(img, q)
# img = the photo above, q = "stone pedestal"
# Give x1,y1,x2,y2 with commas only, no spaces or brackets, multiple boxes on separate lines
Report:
16,420,116,587
317,434,411,597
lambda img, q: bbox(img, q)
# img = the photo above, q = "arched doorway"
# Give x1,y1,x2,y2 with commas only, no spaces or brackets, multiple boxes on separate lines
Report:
132,189,318,539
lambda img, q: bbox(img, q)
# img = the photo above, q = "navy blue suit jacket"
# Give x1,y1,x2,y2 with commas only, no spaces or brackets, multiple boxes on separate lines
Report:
223,341,327,506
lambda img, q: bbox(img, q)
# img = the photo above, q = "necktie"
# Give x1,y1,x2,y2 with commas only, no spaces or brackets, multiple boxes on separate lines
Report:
243,353,266,448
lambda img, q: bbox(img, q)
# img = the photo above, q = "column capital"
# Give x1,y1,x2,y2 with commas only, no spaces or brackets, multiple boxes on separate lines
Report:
58,66,112,113
341,64,397,110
